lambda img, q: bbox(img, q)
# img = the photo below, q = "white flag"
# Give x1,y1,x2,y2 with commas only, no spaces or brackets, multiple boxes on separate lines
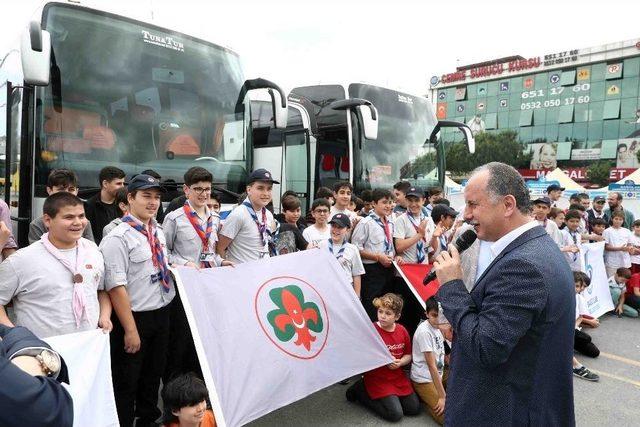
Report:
45,329,119,427
579,241,615,318
173,250,393,427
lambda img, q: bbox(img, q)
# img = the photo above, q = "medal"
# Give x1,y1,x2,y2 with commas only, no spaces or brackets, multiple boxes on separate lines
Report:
73,273,84,283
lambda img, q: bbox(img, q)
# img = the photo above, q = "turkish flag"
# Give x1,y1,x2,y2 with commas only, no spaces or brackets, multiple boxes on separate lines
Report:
393,262,440,310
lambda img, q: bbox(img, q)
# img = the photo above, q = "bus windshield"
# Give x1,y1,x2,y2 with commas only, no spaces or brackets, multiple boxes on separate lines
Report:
348,84,439,189
37,5,249,199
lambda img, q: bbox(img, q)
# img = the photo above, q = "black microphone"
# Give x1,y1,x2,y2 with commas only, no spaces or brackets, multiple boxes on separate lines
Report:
423,229,477,284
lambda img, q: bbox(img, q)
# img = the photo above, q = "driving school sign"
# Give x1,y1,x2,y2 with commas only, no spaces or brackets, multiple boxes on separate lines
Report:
173,250,392,427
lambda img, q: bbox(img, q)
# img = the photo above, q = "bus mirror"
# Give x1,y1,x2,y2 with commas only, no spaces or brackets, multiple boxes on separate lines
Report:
330,98,378,140
21,21,51,86
428,120,475,154
268,88,288,130
356,104,378,140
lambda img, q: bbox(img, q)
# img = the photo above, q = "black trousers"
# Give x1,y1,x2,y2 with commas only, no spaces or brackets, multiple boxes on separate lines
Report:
111,304,171,427
348,378,421,422
361,263,395,321
163,291,202,384
574,329,599,358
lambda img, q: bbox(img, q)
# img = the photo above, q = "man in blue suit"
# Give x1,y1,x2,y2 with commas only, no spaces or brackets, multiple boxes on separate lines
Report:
434,162,575,426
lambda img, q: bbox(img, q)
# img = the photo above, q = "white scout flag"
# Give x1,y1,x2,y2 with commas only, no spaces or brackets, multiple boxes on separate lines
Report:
579,241,615,318
45,329,119,427
173,250,393,427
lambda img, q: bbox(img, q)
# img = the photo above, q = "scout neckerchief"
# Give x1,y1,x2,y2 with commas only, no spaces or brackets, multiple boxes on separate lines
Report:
405,212,426,263
122,215,171,292
328,238,347,260
242,200,274,256
183,201,214,267
369,212,393,254
41,233,89,328
569,229,579,262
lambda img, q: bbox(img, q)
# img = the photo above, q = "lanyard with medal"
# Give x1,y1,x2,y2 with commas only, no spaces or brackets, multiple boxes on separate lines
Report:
40,233,88,327
183,202,215,267
122,215,171,292
570,231,579,262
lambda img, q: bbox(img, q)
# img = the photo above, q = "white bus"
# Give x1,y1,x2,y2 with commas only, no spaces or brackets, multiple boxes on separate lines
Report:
252,83,474,212
1,1,287,245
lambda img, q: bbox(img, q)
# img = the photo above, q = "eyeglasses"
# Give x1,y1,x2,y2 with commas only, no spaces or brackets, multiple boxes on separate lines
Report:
191,186,212,195
313,209,330,214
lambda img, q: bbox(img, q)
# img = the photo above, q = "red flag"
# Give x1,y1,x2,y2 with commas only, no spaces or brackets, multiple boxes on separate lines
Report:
393,262,440,310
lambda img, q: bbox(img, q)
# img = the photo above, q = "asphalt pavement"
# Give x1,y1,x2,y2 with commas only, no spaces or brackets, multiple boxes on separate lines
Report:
248,314,640,426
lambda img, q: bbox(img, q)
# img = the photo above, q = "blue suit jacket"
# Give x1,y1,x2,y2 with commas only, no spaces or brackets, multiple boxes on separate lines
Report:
437,225,575,426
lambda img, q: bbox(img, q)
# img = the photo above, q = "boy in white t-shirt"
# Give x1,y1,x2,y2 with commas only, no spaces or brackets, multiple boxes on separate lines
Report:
319,213,365,297
560,210,583,272
303,198,332,247
217,169,278,263
410,297,447,425
330,181,359,225
607,267,637,318
603,211,633,278
0,192,111,338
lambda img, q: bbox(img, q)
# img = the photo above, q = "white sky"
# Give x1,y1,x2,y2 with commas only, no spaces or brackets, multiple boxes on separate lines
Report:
2,0,639,96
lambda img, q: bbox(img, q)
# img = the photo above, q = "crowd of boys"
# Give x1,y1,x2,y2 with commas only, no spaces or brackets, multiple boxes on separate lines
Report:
0,164,636,425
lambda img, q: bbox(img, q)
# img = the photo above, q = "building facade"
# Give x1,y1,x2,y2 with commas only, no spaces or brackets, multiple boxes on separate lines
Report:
429,39,640,183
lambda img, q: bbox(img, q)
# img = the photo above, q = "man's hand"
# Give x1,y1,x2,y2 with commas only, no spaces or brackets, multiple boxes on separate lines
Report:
124,329,141,353
433,244,463,284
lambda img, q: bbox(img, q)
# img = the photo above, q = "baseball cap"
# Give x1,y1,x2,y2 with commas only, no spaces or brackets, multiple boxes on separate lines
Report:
329,213,351,228
247,168,280,184
406,186,425,199
431,204,458,222
546,184,565,193
533,196,551,206
593,196,606,203
127,174,164,192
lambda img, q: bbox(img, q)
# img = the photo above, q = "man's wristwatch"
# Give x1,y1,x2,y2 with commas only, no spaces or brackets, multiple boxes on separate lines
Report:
11,347,62,378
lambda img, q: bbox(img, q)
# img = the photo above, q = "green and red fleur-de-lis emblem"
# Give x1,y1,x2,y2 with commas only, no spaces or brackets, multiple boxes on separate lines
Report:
266,285,324,351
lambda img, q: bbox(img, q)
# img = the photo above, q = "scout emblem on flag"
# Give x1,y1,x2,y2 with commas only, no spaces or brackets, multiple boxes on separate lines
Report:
256,277,329,359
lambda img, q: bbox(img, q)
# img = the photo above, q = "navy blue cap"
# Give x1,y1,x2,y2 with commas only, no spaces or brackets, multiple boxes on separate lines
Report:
406,186,425,198
533,196,551,206
247,168,280,184
128,174,164,192
329,213,351,228
593,196,606,203
546,184,565,192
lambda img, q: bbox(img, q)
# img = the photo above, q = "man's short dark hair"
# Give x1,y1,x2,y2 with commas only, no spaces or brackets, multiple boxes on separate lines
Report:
47,168,78,189
577,192,589,200
161,374,209,425
360,189,373,203
183,167,213,187
565,210,582,221
372,188,392,203
99,166,125,187
333,181,353,193
425,296,439,314
282,195,301,212
611,192,623,201
569,193,581,202
393,181,411,194
473,162,531,214
311,198,331,211
573,271,591,287
315,187,334,200
427,187,443,197
43,192,84,218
